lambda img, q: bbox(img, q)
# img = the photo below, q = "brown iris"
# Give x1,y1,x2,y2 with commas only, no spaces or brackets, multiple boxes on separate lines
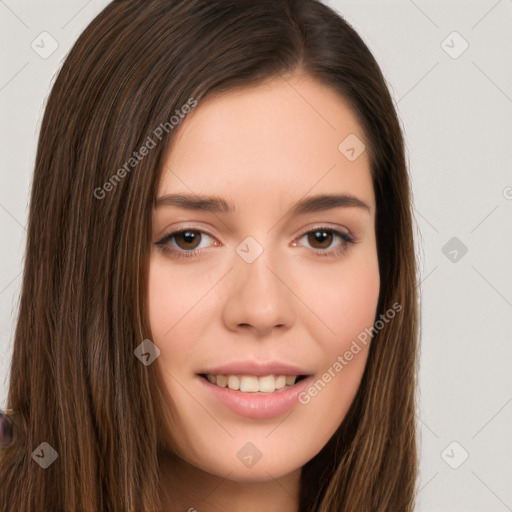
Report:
174,230,202,250
307,230,333,249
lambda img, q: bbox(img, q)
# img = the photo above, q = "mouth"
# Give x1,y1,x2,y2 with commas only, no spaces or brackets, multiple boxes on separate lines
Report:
197,372,314,419
198,373,309,394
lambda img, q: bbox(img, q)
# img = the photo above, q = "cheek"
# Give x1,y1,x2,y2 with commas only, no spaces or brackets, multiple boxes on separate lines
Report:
298,251,379,386
303,251,380,344
293,255,379,447
146,258,202,364
337,259,380,335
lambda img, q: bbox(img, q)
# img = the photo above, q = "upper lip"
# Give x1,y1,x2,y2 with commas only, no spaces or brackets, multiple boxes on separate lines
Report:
198,361,312,377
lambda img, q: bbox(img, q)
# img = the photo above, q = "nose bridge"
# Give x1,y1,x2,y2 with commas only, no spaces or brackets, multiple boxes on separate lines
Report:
236,232,284,301
222,231,296,333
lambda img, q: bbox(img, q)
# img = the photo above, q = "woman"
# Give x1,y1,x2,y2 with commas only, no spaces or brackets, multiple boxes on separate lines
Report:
0,0,419,510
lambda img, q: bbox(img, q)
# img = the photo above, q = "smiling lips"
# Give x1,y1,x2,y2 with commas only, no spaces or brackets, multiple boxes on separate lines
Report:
198,372,314,419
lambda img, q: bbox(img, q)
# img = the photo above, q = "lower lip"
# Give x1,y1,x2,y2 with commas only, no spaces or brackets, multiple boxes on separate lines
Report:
197,375,313,419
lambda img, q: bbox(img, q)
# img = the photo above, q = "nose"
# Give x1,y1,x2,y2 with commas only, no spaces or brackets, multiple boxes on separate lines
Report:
221,245,296,337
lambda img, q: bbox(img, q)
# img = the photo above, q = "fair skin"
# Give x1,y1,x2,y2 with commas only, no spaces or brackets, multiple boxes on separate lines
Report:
148,73,380,512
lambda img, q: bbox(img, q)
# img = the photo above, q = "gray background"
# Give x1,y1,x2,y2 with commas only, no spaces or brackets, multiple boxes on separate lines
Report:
1,1,511,510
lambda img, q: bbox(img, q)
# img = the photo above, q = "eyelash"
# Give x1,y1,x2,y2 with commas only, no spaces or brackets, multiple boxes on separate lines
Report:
155,225,356,260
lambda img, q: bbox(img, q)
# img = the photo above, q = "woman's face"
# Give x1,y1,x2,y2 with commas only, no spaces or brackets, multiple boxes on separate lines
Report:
148,73,380,482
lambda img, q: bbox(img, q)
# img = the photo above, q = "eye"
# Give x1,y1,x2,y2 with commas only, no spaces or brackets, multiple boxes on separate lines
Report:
155,226,356,259
293,226,355,258
155,228,217,258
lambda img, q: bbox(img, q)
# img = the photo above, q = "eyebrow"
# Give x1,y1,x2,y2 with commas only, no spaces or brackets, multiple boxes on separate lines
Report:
154,192,371,215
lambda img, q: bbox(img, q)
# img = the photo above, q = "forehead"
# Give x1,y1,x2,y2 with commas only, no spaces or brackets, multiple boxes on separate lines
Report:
158,75,373,207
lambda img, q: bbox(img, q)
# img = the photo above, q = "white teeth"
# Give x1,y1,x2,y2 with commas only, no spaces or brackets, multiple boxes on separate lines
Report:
285,375,296,386
258,375,275,393
275,375,286,389
240,376,259,392
205,374,300,393
216,375,227,387
227,375,240,390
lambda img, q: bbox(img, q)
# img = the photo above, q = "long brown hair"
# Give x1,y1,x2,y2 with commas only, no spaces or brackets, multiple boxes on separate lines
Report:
0,0,418,510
